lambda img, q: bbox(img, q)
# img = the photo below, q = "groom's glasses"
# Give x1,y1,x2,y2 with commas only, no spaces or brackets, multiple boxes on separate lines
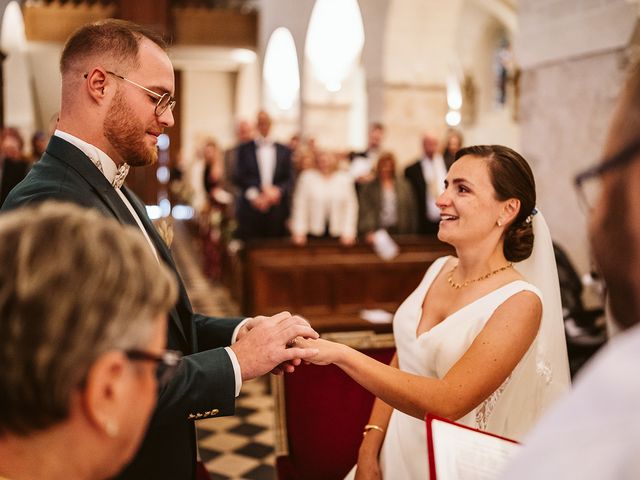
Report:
83,71,177,117
574,138,640,213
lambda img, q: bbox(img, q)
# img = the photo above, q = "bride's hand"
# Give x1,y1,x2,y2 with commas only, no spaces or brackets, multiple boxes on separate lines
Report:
354,456,382,480
293,337,343,365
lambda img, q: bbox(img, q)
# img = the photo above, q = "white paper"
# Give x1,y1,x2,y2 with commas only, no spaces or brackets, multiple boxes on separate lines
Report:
360,309,394,324
372,229,399,261
431,419,521,480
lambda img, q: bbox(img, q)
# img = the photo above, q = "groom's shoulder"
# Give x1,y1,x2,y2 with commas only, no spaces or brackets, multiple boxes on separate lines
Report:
2,154,93,212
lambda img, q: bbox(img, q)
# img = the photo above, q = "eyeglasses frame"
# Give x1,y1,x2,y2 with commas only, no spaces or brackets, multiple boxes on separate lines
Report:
574,137,640,212
83,70,176,117
125,348,182,386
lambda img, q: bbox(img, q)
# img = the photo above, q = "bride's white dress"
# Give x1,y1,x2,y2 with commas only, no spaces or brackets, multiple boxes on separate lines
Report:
347,256,546,479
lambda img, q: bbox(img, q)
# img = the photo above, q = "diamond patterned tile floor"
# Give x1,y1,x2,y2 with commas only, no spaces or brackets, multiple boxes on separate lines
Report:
171,222,276,480
198,377,275,480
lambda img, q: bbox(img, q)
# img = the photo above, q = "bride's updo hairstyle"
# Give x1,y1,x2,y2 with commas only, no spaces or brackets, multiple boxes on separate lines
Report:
454,145,536,262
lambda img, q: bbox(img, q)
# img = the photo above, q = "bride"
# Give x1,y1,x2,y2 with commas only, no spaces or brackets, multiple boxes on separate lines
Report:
298,145,571,479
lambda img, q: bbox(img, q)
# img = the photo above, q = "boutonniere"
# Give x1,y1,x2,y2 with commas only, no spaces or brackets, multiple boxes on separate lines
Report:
154,217,174,248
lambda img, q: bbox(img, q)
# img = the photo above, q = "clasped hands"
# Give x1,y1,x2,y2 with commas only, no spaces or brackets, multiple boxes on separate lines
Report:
231,311,338,380
250,185,282,212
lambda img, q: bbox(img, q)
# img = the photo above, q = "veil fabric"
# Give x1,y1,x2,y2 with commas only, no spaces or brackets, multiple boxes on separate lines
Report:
486,210,571,438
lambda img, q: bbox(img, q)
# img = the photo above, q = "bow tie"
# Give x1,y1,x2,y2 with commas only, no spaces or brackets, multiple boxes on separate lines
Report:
112,163,130,189
93,156,130,189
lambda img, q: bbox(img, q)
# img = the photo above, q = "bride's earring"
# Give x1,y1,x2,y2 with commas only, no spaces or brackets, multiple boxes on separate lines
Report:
497,219,503,227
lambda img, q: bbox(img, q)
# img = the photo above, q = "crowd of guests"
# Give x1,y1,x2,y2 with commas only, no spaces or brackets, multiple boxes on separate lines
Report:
192,110,465,269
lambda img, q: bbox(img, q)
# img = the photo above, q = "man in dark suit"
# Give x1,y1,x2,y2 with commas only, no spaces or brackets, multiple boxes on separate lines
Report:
2,19,318,480
404,132,448,234
233,110,293,239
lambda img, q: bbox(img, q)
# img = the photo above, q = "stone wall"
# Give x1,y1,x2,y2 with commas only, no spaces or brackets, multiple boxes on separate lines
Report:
516,0,637,274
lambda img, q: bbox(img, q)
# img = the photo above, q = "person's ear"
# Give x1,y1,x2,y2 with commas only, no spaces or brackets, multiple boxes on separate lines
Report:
81,351,128,438
500,198,521,227
84,69,111,105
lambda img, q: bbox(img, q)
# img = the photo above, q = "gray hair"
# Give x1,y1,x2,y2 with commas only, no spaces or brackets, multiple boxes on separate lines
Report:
0,202,177,435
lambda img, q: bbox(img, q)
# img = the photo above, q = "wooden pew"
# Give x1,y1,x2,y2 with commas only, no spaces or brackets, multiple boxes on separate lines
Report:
237,235,452,479
240,235,453,333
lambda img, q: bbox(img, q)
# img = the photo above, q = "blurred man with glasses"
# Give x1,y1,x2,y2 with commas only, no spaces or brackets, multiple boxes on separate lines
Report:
2,19,319,480
501,61,640,479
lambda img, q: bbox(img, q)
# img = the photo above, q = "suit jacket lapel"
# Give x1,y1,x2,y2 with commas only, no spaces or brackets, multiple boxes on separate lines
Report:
250,140,261,183
47,137,191,349
121,187,175,268
47,136,138,226
120,187,193,348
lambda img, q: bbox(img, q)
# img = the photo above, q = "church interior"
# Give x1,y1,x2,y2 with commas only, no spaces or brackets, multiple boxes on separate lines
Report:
0,0,635,479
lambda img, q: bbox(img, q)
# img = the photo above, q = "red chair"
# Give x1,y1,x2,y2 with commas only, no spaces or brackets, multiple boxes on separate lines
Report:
274,332,395,480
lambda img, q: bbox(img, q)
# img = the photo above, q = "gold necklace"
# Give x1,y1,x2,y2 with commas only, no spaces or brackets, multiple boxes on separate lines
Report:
447,263,513,289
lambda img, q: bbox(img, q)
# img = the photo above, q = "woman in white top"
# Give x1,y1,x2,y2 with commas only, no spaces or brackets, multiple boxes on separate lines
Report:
291,150,358,246
299,145,570,479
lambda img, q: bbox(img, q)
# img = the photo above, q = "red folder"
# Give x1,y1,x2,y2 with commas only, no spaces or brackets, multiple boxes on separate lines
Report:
426,414,521,480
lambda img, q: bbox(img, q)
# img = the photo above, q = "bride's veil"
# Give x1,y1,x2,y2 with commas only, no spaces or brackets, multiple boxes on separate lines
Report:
486,210,571,438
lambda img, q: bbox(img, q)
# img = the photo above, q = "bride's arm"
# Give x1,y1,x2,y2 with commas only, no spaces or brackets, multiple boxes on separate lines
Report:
304,291,541,421
354,354,396,477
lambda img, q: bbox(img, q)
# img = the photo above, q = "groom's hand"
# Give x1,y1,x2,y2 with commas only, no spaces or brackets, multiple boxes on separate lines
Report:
231,312,319,380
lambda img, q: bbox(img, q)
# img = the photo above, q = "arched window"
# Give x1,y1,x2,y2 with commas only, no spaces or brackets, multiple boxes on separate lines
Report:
263,27,300,112
1,1,35,134
305,0,364,93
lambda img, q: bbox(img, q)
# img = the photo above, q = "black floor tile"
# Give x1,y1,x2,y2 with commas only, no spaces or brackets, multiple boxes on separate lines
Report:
199,448,223,463
197,428,214,441
235,406,258,417
208,473,230,480
235,441,273,460
243,464,277,480
229,423,266,437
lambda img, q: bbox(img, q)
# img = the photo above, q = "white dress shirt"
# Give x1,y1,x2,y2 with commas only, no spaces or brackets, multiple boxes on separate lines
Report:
420,153,447,222
54,130,245,396
256,136,276,188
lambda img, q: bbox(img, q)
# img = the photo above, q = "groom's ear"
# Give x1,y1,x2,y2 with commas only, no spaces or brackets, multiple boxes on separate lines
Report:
502,198,521,225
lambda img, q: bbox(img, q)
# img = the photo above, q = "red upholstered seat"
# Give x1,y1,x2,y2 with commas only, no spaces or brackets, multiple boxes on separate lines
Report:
275,347,395,480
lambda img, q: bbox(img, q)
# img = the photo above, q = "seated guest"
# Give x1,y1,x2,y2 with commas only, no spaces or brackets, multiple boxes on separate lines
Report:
358,151,418,240
0,202,178,480
442,128,464,170
291,150,358,246
0,127,30,206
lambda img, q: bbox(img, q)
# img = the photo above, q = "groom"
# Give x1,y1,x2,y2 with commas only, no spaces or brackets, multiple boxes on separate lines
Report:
2,19,319,480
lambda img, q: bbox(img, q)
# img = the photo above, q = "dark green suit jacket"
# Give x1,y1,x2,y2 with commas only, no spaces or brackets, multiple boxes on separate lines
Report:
2,135,243,480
